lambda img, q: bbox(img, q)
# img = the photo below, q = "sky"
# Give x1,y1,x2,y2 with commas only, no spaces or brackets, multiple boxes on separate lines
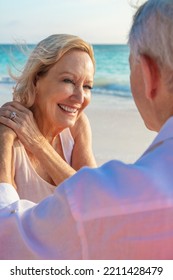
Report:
0,0,138,44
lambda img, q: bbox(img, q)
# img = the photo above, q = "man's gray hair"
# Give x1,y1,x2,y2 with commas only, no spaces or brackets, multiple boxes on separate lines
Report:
128,0,173,70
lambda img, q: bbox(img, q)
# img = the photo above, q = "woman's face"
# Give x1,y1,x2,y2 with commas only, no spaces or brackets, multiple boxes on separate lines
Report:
34,49,94,135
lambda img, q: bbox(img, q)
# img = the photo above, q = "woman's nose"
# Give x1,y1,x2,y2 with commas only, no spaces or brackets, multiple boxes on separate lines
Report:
72,86,85,104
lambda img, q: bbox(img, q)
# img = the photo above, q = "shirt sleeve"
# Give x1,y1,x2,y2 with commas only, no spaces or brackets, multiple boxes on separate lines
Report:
0,179,82,259
1,156,172,260
0,183,19,209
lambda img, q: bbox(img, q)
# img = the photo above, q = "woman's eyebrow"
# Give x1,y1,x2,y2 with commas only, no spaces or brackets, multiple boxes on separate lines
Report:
58,71,74,76
59,72,93,83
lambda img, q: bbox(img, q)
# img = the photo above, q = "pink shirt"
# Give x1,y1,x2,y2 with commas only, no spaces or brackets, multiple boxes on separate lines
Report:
13,128,74,203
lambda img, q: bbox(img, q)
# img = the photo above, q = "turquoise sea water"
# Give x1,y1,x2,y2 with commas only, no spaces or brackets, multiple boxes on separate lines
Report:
0,44,131,102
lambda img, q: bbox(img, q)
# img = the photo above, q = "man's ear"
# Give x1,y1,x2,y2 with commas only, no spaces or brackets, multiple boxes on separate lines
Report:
139,55,159,100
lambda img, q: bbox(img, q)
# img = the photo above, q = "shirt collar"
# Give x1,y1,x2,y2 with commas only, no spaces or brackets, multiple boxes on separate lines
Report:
138,116,173,159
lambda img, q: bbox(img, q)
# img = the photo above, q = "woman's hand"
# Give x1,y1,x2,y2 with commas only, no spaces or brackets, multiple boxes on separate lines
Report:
0,101,76,186
0,101,46,153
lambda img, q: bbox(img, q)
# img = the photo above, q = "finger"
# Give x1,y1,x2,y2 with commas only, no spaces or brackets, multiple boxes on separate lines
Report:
1,101,29,114
1,101,21,110
0,116,19,131
0,105,32,123
0,105,21,117
0,107,20,121
0,107,25,128
0,107,14,119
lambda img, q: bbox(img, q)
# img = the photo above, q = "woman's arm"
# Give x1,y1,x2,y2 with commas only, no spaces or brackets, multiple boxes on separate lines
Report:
0,102,96,186
31,113,97,184
32,138,76,185
70,112,97,170
0,103,75,185
0,124,16,185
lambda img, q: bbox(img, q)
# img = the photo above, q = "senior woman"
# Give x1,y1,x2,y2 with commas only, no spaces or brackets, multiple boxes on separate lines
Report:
0,34,96,203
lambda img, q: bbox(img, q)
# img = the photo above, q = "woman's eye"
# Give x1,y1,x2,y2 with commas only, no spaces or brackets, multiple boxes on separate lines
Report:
63,79,74,84
84,85,93,90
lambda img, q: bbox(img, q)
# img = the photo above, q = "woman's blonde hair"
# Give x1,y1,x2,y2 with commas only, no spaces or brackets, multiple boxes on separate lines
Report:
12,34,95,107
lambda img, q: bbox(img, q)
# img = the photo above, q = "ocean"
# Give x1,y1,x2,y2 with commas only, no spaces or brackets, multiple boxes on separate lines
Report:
0,44,131,105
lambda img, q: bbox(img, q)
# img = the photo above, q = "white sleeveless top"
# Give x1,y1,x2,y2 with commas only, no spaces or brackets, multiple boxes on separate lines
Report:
13,128,74,203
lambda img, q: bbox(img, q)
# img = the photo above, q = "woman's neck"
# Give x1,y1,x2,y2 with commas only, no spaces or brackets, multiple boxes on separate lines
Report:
31,106,62,144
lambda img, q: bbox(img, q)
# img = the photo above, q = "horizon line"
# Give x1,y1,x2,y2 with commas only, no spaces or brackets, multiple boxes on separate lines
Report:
0,42,128,45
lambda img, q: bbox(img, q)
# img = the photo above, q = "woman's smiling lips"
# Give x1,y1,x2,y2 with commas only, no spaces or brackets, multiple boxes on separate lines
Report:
58,104,79,114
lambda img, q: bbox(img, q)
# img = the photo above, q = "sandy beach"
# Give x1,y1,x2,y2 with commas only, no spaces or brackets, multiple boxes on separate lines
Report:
85,94,157,166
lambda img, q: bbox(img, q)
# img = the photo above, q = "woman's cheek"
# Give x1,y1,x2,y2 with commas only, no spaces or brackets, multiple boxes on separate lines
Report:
84,92,91,107
77,94,91,117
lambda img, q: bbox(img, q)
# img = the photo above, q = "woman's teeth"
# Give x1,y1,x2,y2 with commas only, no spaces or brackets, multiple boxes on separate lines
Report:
58,104,77,113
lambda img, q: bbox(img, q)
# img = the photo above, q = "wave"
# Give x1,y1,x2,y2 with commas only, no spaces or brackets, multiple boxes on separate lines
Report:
0,75,132,99
0,76,15,84
93,82,131,98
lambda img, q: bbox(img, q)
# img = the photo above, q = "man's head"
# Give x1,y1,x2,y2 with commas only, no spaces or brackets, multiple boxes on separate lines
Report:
128,0,173,131
129,0,173,70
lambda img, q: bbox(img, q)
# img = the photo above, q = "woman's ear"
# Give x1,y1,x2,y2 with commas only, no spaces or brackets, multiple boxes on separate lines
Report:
139,55,160,100
34,75,39,86
34,75,41,96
